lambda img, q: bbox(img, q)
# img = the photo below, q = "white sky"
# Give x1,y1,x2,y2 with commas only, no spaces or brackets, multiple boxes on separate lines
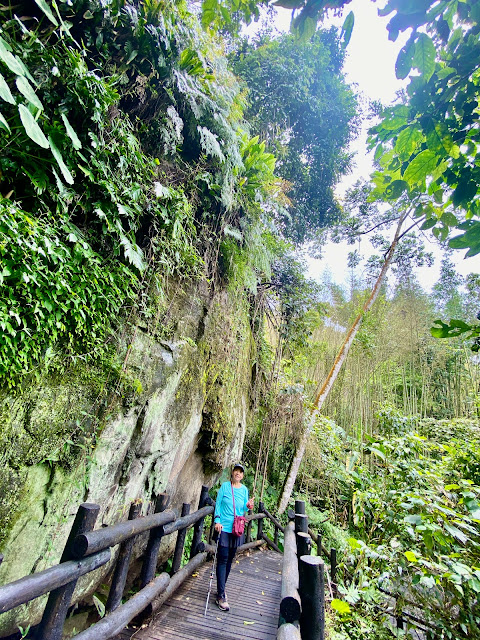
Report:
272,1,479,292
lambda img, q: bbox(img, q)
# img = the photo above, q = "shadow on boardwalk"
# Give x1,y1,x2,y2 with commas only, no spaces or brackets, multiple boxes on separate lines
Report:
116,549,282,640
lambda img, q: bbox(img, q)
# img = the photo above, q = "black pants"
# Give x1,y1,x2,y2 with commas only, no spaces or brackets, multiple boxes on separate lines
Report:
216,544,237,599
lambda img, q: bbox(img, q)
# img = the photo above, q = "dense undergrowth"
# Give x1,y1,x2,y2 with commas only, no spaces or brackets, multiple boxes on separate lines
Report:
246,413,480,640
244,269,480,639
0,0,358,389
0,0,278,385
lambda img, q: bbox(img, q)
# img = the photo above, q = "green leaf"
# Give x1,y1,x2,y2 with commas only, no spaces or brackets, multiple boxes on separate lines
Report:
444,523,468,544
0,110,10,133
425,121,460,159
471,578,480,593
224,225,243,241
0,37,24,77
452,180,477,207
16,76,43,110
430,319,474,339
48,136,74,184
92,594,105,618
341,11,354,48
395,39,415,79
449,221,480,257
413,33,436,80
369,447,386,461
293,15,317,42
404,551,418,562
420,575,435,588
420,217,437,230
78,164,94,180
273,0,299,8
395,126,423,160
61,113,82,150
18,104,49,148
379,105,409,131
34,0,59,26
440,211,458,227
331,599,351,614
0,72,15,104
403,150,437,185
119,233,146,271
384,179,408,200
347,537,362,550
404,514,422,525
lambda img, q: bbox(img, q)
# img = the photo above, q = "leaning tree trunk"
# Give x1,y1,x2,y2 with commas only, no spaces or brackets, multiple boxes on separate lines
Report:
278,212,408,514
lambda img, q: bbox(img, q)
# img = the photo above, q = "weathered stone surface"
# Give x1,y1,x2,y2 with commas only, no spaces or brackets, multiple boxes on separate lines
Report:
0,282,253,636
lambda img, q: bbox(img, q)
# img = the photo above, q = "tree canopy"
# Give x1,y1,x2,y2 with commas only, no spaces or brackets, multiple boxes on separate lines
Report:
233,29,358,243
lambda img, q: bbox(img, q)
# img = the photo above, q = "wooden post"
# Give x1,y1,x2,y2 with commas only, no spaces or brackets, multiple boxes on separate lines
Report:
257,502,265,541
277,623,302,640
295,513,308,535
316,532,322,558
105,500,142,614
0,554,3,569
140,493,169,587
246,516,253,543
171,503,190,574
295,500,305,515
37,503,100,640
208,511,215,544
190,485,209,559
274,525,279,547
296,532,311,560
330,548,337,596
299,556,325,640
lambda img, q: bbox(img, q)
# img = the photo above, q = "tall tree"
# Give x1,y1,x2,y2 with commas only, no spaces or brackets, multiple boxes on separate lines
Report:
232,29,358,243
278,209,408,512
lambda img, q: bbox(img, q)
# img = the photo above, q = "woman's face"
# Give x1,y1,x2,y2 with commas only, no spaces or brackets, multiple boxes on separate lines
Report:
232,468,244,483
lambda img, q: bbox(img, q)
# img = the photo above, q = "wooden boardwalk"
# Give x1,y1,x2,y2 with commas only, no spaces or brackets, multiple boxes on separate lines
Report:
116,549,282,640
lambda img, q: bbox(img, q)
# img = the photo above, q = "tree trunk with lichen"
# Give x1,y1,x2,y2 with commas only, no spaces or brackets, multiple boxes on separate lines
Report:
278,212,408,514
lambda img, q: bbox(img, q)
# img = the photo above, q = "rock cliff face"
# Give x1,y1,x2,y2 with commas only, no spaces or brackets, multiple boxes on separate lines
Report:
0,281,254,636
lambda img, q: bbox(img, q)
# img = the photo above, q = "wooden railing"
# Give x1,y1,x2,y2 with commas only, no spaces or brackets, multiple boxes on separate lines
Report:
277,500,433,640
277,499,338,640
0,486,275,640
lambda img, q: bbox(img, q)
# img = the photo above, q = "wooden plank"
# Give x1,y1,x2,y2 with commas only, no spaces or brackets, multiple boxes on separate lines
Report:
114,550,282,640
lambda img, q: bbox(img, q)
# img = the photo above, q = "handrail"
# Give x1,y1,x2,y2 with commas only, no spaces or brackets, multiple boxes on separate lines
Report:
278,521,301,625
73,572,171,640
163,505,213,536
73,509,176,558
264,506,285,533
279,501,325,640
0,550,111,615
0,487,274,640
246,511,265,521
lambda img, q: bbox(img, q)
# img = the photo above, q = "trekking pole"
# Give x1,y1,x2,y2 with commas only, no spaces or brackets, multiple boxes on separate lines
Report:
204,537,219,617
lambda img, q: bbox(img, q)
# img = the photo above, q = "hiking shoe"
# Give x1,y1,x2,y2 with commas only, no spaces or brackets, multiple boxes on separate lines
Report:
215,597,230,611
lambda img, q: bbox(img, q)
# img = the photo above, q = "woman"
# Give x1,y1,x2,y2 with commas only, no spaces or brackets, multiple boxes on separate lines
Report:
213,463,254,611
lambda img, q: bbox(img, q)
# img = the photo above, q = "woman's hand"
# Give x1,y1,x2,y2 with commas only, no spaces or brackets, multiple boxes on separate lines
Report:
215,522,223,533
247,497,254,511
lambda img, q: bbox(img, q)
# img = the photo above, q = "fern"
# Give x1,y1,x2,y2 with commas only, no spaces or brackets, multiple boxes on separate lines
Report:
197,125,225,162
